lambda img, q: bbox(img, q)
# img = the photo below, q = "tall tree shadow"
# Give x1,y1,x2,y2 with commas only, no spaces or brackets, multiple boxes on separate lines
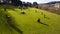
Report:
5,14,23,34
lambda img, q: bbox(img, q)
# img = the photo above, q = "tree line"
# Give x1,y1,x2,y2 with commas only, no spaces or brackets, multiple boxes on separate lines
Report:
0,0,38,8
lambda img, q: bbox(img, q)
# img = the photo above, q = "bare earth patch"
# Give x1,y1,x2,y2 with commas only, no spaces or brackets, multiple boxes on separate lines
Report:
49,10,60,15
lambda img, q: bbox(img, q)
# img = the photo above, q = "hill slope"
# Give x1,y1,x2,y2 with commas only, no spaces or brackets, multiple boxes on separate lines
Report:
0,6,60,34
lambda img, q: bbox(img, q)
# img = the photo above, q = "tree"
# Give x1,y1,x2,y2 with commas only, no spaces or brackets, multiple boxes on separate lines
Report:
22,2,28,8
32,2,38,8
33,2,38,6
27,2,32,7
11,0,22,6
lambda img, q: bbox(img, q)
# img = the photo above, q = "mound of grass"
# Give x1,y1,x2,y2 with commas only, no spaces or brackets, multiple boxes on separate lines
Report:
0,5,60,34
7,8,60,34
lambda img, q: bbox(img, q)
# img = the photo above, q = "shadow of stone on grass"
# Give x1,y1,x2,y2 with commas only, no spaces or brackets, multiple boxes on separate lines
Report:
37,18,49,26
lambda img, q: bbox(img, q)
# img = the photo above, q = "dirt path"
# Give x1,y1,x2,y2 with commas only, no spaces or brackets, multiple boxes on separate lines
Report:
49,10,60,15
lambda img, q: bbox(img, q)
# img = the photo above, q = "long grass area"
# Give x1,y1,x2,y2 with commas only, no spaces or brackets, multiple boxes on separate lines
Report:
0,6,60,34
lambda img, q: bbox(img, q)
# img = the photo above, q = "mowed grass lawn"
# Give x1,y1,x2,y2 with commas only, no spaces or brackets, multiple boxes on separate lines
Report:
0,6,60,34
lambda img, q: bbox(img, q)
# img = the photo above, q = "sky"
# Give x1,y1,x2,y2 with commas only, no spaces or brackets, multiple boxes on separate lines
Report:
21,0,60,4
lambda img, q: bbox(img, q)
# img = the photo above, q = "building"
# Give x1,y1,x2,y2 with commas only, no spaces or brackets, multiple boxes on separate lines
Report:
54,3,60,8
47,1,60,8
38,1,60,8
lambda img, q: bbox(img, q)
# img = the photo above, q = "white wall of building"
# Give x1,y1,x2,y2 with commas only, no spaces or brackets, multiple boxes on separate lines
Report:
54,3,60,8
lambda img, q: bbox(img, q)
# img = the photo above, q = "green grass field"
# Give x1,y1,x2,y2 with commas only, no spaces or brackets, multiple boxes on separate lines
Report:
0,6,60,34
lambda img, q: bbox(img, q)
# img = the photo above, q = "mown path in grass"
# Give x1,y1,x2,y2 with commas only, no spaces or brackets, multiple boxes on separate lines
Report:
7,8,60,34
